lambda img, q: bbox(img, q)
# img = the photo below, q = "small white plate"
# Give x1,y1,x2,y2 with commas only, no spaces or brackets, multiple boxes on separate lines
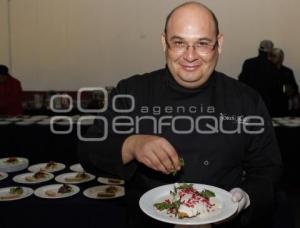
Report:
97,176,125,185
5,117,21,122
34,184,79,199
83,185,125,199
0,172,8,181
70,163,84,172
13,172,54,184
0,121,11,125
282,123,300,127
55,172,95,184
139,183,238,225
0,186,34,201
29,115,49,120
15,121,36,126
0,157,29,173
28,162,65,173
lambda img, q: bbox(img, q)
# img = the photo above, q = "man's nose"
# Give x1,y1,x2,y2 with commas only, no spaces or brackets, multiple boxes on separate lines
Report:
183,46,199,62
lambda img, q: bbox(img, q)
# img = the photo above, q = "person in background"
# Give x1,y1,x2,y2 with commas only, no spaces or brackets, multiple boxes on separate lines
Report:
268,48,299,116
79,2,282,228
0,64,23,116
239,40,280,116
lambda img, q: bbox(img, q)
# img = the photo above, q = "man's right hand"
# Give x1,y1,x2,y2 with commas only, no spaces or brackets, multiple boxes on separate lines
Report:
122,135,181,174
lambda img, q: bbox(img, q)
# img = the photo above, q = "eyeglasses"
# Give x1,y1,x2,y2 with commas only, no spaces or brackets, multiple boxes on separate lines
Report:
166,38,218,55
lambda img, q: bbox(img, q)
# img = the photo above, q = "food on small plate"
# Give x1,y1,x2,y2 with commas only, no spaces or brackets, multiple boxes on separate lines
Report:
0,172,8,181
64,172,89,182
0,157,29,173
0,187,23,200
97,176,125,185
25,170,49,182
83,185,125,199
45,184,73,197
45,161,58,170
4,157,19,164
97,185,118,198
28,162,65,173
107,178,123,184
154,183,220,219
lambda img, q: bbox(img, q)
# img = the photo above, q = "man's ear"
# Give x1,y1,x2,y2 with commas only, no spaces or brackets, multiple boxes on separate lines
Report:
161,33,167,52
217,33,224,54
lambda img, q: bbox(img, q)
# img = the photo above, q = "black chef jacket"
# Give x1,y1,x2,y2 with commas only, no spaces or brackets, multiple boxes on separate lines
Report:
79,67,282,228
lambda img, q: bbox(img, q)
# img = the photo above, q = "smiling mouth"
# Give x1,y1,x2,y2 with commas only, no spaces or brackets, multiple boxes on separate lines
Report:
180,64,200,71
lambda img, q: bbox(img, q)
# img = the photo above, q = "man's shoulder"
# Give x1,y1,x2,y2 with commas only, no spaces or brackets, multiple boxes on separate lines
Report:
244,56,259,63
281,65,293,74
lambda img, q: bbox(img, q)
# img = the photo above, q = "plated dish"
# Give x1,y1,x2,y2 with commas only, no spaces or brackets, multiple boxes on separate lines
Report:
0,157,29,173
83,185,125,199
97,176,125,185
0,186,33,201
55,172,95,184
0,172,8,181
34,184,79,199
13,171,54,184
0,120,11,125
69,163,84,173
139,183,238,225
28,161,65,173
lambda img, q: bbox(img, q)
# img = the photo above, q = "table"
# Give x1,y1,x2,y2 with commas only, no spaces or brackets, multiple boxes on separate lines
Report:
1,116,299,228
0,116,126,228
0,168,126,228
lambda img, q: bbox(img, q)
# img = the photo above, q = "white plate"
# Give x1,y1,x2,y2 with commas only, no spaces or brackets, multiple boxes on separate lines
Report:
28,162,65,173
55,172,95,184
37,120,51,125
97,176,125,185
0,186,33,201
139,183,238,225
15,121,36,126
0,172,8,181
5,117,21,121
13,172,54,184
83,185,125,199
0,157,29,173
29,115,49,120
69,163,84,172
34,184,80,199
282,123,300,127
0,121,11,125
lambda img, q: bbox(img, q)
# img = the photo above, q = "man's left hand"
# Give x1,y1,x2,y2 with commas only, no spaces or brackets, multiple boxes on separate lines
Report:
230,188,250,213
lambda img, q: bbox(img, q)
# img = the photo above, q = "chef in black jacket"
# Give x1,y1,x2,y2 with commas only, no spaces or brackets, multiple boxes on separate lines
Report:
79,2,282,228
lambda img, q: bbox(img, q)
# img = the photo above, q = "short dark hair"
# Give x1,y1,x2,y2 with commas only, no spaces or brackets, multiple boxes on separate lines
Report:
0,65,9,75
164,1,219,36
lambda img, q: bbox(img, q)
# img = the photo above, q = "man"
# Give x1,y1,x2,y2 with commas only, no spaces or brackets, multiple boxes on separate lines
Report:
79,2,282,228
238,40,280,116
268,48,299,116
0,64,23,116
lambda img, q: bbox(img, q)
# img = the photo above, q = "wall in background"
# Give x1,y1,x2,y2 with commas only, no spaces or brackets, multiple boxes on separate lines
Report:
0,0,299,90
0,0,9,66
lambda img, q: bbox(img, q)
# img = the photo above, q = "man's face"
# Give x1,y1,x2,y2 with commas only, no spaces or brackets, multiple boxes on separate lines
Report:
162,6,223,89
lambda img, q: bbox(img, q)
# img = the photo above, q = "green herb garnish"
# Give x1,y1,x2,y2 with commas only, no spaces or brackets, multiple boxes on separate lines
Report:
200,189,215,199
171,157,185,176
175,183,193,190
154,198,181,216
10,187,23,195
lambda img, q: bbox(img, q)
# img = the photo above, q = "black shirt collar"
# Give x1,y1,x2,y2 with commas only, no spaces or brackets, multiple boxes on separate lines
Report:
164,66,216,94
